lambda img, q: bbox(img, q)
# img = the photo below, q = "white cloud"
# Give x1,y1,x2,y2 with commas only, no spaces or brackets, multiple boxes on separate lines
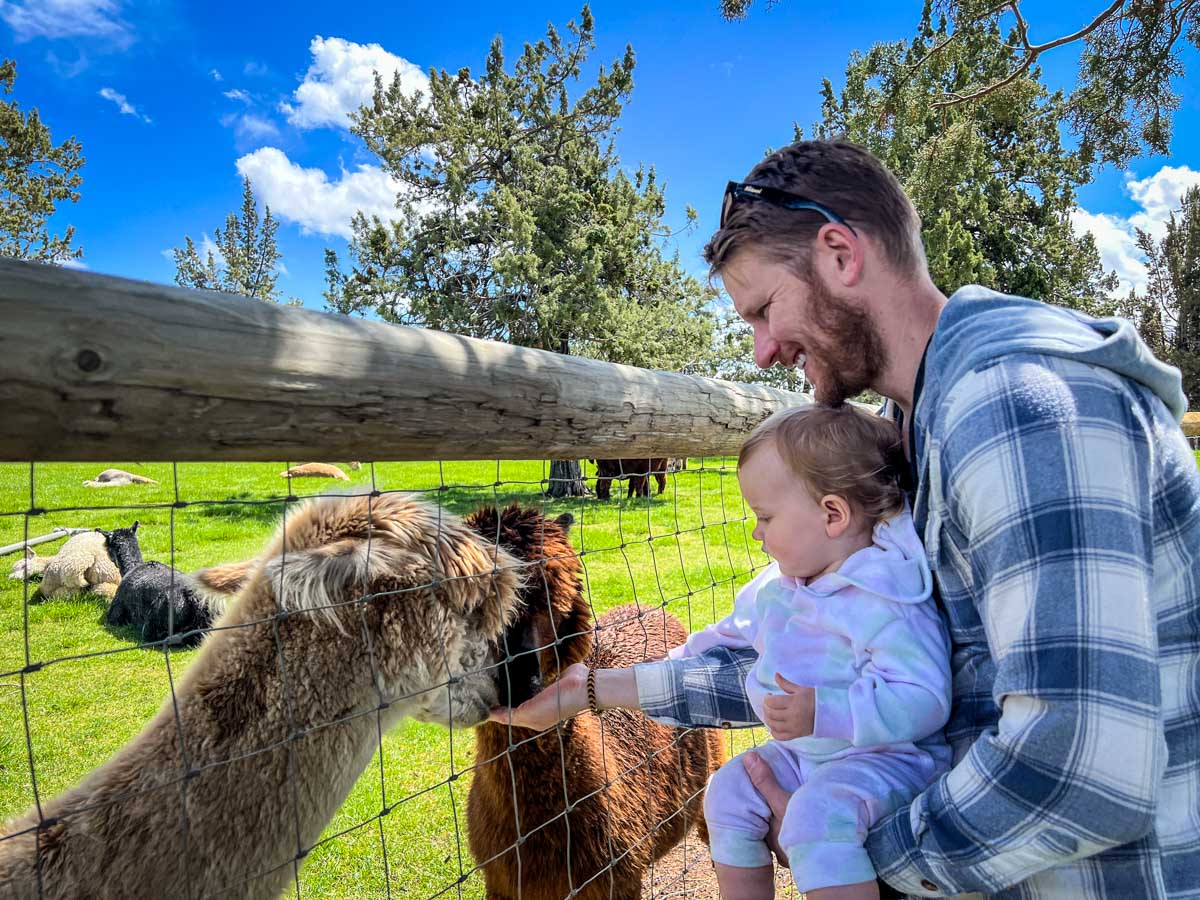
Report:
1070,208,1147,297
1072,164,1200,297
235,146,406,239
1124,166,1200,242
210,68,223,82
61,256,88,270
223,88,252,104
220,112,281,149
98,86,150,123
280,36,428,131
0,0,132,47
244,61,269,77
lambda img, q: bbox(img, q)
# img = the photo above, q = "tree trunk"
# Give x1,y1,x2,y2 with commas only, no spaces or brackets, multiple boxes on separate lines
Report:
546,459,588,498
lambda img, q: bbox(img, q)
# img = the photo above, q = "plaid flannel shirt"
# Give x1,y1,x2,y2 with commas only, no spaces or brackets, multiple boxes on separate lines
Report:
637,335,1200,898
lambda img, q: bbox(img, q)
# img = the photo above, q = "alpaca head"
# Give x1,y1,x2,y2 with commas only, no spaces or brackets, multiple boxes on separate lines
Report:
99,521,143,573
464,504,590,711
200,494,527,729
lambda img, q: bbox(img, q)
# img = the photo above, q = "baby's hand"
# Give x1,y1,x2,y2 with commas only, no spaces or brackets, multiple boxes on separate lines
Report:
761,673,815,741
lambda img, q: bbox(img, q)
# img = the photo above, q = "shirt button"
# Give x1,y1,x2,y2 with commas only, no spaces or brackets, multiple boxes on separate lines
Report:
920,879,938,892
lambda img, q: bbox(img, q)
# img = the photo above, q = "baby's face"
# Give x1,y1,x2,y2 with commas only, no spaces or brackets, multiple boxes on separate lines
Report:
738,446,845,580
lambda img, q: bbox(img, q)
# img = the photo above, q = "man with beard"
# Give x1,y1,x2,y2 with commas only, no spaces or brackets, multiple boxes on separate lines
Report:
695,140,1200,899
494,140,1200,899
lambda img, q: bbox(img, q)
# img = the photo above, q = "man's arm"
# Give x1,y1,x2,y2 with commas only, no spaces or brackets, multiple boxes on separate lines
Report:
634,644,762,728
867,359,1167,896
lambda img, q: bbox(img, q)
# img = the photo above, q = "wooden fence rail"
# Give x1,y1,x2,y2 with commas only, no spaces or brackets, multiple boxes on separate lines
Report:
0,258,810,462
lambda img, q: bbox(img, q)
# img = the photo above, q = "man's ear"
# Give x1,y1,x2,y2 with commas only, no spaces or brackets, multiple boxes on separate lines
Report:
814,222,863,288
820,494,853,539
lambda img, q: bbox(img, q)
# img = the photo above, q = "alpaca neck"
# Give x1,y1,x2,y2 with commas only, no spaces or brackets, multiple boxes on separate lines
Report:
109,542,143,575
5,608,411,900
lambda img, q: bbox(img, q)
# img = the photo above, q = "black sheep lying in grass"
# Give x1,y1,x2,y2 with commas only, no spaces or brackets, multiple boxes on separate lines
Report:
100,522,223,647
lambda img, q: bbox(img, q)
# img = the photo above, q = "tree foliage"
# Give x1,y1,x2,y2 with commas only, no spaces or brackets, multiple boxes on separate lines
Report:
807,0,1117,310
718,0,1200,169
1119,186,1200,408
0,58,84,265
325,6,716,372
172,177,291,303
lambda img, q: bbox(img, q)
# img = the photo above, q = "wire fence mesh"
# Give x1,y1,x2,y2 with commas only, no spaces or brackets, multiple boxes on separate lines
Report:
0,457,797,900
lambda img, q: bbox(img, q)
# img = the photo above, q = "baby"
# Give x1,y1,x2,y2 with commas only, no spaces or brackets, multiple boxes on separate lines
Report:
684,404,952,899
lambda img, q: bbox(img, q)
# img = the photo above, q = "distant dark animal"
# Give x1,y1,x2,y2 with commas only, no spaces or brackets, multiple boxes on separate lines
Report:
591,457,669,500
465,504,725,900
101,522,224,647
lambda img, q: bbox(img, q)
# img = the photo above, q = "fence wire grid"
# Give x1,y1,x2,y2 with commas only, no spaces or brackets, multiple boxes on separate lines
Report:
0,458,797,900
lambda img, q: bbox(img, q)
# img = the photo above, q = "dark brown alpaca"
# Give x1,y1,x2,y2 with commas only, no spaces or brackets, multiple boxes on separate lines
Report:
592,458,669,500
464,504,726,900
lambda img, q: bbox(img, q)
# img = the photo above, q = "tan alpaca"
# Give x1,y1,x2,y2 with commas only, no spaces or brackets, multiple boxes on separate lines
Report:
279,463,350,480
0,493,524,900
82,468,159,488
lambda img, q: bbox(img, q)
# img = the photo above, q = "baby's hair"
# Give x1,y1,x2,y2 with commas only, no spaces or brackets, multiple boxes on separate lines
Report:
739,404,908,525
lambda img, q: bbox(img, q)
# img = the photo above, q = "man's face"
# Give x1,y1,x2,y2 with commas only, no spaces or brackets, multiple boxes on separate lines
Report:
723,251,887,405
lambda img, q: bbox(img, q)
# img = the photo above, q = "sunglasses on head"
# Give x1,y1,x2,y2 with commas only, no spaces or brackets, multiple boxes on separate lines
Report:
720,180,857,235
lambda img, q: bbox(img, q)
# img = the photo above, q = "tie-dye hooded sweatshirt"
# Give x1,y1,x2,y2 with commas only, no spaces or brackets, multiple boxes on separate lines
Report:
661,509,953,764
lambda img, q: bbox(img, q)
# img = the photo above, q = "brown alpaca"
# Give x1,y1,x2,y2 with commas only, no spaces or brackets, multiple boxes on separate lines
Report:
464,504,726,900
0,494,523,900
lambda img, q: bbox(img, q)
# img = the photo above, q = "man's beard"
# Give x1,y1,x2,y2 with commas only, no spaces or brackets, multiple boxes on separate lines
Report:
803,273,888,406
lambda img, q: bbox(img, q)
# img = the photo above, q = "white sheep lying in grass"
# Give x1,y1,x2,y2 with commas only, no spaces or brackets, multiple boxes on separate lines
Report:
33,531,122,600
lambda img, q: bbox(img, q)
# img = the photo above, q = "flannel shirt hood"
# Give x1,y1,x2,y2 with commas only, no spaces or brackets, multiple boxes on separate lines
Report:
924,285,1188,424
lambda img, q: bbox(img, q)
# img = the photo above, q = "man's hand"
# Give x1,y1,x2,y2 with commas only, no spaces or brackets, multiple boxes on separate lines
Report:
488,662,589,732
742,750,793,868
761,673,815,740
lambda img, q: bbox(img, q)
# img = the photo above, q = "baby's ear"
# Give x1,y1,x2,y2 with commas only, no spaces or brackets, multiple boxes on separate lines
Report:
821,495,852,538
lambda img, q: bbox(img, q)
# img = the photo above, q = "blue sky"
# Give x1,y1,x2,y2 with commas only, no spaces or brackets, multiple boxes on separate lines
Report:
3,0,1198,307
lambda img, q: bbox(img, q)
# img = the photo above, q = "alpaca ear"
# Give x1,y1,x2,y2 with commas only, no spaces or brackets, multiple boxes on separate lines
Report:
555,513,574,533
131,521,140,533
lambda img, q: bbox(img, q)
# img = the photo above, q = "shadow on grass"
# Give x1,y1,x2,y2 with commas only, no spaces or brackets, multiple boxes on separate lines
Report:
433,486,668,518
194,493,291,527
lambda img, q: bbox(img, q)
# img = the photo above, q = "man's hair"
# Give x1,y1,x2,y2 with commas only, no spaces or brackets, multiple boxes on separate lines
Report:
739,404,907,525
704,139,925,279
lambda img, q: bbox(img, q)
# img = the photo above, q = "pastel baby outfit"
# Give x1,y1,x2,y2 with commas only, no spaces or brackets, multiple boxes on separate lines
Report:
673,509,952,891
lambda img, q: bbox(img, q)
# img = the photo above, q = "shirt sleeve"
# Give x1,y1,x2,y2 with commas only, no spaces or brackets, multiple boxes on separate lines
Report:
634,645,762,728
866,359,1168,896
810,606,952,747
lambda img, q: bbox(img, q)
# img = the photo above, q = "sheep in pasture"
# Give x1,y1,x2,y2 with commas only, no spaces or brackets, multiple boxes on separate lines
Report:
8,546,47,581
280,463,350,480
100,522,228,647
34,530,122,600
592,457,669,500
0,493,524,900
464,503,726,900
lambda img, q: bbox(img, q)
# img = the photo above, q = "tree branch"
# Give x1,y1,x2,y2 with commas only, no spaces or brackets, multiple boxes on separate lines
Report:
931,0,1128,108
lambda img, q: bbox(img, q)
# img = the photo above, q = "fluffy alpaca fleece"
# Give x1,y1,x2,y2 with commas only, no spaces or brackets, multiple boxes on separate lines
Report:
33,531,122,600
280,463,350,480
0,493,525,900
464,504,726,900
101,522,224,647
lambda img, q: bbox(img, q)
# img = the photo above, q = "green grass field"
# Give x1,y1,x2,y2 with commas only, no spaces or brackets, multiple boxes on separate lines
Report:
0,459,773,899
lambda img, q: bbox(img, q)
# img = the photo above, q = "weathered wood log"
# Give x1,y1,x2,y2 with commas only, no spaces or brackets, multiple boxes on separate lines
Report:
0,258,811,462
